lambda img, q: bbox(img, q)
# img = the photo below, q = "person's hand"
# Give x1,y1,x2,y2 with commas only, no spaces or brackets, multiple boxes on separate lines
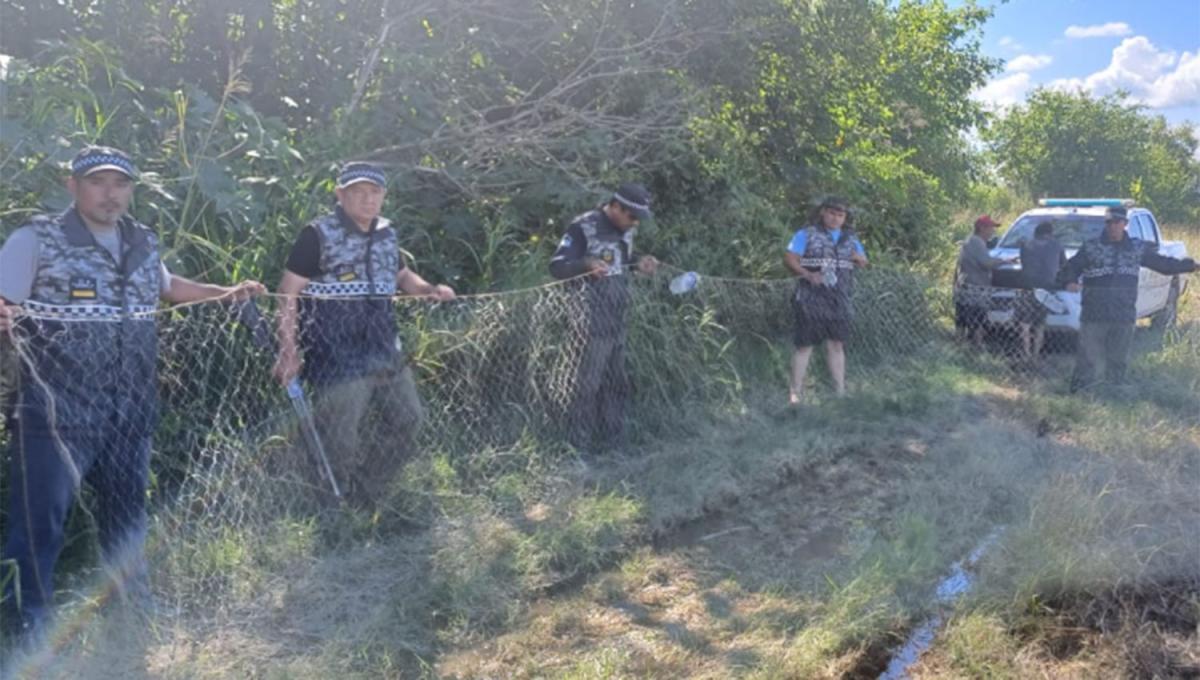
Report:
636,255,660,275
799,269,822,285
227,280,267,301
0,301,16,334
428,284,456,302
583,257,610,279
1066,282,1082,293
850,252,868,268
272,350,301,386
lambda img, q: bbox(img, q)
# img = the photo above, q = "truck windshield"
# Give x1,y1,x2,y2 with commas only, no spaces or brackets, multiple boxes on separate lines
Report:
998,215,1107,249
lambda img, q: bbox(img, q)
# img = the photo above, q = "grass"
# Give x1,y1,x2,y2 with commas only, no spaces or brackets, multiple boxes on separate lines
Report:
431,274,1198,678
909,246,1200,679
4,247,1197,678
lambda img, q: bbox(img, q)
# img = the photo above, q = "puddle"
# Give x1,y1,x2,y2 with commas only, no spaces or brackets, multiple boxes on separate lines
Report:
879,529,1004,680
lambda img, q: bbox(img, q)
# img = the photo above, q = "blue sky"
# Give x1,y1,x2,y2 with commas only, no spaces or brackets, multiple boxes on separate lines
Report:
967,0,1199,128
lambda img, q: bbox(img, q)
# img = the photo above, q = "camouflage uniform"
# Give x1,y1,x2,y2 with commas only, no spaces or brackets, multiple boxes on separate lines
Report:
1059,232,1197,390
3,207,161,630
295,209,424,504
791,225,860,347
299,210,402,385
550,209,638,450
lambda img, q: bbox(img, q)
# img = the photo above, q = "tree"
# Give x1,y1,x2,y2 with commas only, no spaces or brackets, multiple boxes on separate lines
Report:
2,0,1005,283
985,89,1200,223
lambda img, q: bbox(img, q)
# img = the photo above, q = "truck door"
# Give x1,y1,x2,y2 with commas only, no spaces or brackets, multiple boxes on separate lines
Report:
1134,213,1168,317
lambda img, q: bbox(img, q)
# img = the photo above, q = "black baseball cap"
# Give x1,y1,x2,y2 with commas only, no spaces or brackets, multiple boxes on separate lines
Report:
1105,206,1128,222
613,182,653,220
337,161,387,189
71,145,137,179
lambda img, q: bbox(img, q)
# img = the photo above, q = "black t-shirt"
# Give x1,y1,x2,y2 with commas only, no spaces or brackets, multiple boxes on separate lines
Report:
285,225,323,279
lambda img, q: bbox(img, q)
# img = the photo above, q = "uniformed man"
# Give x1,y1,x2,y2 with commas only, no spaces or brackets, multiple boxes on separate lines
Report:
1058,205,1197,392
549,182,659,453
784,196,869,404
273,162,455,506
0,145,264,643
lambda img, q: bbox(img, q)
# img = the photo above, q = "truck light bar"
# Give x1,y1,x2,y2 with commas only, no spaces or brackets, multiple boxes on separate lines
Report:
1037,198,1134,207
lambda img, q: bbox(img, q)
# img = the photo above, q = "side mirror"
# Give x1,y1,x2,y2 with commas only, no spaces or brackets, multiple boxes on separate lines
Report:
986,236,1000,249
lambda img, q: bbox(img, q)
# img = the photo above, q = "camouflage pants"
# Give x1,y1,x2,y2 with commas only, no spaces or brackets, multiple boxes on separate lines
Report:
569,334,629,452
310,360,425,506
1071,321,1134,392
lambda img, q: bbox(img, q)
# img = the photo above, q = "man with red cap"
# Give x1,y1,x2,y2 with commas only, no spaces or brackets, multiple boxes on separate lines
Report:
955,215,1012,347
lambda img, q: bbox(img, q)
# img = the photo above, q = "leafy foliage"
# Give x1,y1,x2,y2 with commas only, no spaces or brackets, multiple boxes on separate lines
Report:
985,89,1200,223
1,0,1003,285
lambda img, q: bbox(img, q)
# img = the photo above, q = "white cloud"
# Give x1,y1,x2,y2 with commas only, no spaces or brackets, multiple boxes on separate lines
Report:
1005,54,1053,73
1065,22,1133,39
998,36,1024,52
973,72,1034,109
1046,37,1200,109
1150,50,1200,108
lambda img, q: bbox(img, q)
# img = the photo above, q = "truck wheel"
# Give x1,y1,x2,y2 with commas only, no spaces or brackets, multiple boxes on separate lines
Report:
1150,279,1180,331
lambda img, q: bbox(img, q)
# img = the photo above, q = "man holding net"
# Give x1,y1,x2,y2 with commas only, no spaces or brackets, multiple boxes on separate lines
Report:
784,196,869,404
0,145,264,646
550,182,659,454
1058,205,1197,392
273,162,455,507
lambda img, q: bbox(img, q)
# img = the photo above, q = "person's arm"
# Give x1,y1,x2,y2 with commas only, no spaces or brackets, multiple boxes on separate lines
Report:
0,227,39,305
0,299,14,334
161,276,264,304
0,227,38,334
272,225,322,384
783,250,816,280
1057,247,1087,291
1140,248,1198,276
850,237,868,267
965,237,1006,270
272,270,308,385
784,250,822,284
397,268,455,301
550,224,605,279
634,252,659,274
784,229,821,284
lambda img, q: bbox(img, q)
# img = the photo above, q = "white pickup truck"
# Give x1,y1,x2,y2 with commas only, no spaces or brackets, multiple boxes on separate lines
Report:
975,199,1190,332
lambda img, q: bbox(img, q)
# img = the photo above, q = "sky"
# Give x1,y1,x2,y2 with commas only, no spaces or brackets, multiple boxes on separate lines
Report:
967,0,1199,129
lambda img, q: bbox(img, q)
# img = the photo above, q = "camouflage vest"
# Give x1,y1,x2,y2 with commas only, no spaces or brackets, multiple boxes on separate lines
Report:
573,210,636,338
298,210,402,385
15,209,161,434
1078,236,1144,280
792,225,858,321
576,210,635,276
1076,236,1145,323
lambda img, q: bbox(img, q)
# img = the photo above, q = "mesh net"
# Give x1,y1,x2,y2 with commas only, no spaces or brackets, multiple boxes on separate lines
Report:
0,265,1195,663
